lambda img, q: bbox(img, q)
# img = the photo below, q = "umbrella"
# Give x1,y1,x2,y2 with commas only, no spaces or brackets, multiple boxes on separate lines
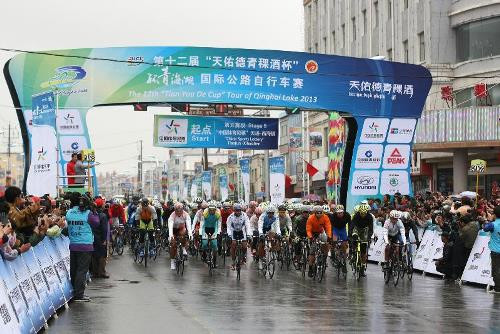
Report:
459,191,477,199
304,193,321,201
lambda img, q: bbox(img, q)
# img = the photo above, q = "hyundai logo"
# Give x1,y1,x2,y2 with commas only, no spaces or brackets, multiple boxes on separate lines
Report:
357,176,374,185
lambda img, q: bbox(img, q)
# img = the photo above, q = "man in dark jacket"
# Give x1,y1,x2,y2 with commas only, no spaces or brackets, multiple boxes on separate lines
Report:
435,231,454,279
92,198,109,278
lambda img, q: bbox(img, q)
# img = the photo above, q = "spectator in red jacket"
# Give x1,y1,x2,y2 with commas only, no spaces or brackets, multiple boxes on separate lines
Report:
66,153,78,187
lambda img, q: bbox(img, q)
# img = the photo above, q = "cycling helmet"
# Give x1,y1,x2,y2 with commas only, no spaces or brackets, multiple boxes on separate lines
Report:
401,211,410,219
322,204,330,213
190,203,198,210
358,203,370,215
266,205,276,213
335,205,345,213
249,201,258,208
313,205,323,213
278,204,287,212
389,210,401,219
208,201,217,209
174,202,184,210
233,203,242,211
201,201,208,209
302,205,312,213
141,198,149,205
255,207,263,215
241,203,248,211
194,197,203,204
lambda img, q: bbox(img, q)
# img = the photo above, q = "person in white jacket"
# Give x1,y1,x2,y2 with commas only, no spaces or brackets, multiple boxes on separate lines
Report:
256,206,281,269
168,202,192,270
382,210,407,269
227,203,250,269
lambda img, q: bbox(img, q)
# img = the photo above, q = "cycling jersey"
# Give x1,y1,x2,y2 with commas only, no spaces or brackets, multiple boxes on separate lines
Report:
226,213,250,240
383,219,406,244
135,205,157,230
350,212,374,240
306,214,332,239
168,210,192,237
246,208,255,220
199,209,221,238
258,214,281,235
278,214,293,236
293,215,308,238
249,214,261,234
220,208,233,228
328,213,351,230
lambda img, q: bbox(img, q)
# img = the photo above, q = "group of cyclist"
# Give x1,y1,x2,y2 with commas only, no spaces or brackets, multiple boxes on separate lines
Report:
118,195,417,280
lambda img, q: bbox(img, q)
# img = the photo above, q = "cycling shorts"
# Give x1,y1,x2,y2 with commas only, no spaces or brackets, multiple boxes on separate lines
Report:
332,227,348,241
351,226,369,242
388,233,404,245
139,219,154,231
232,230,245,241
173,224,186,237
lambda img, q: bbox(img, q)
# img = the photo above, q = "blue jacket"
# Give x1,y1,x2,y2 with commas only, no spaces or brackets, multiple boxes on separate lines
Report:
66,207,93,246
483,219,500,254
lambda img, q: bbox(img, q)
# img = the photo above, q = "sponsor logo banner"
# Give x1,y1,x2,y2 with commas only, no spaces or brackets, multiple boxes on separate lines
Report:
380,170,410,195
360,118,389,143
202,171,212,200
387,118,417,143
350,170,380,195
382,144,410,169
240,158,250,203
354,144,383,169
269,156,285,204
56,109,84,135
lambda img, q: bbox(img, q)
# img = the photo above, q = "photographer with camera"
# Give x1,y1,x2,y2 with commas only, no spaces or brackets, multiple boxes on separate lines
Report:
4,186,42,244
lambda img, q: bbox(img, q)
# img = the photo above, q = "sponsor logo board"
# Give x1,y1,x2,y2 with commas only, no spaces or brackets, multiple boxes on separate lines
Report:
56,109,84,135
360,118,389,143
387,118,417,143
382,144,410,169
350,170,380,195
157,118,188,145
355,144,383,169
380,170,410,195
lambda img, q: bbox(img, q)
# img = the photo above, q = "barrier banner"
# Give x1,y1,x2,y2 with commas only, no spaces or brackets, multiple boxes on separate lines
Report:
46,238,73,301
0,258,34,334
219,170,228,202
202,171,212,200
269,156,285,204
422,233,444,276
8,257,46,332
240,158,250,203
34,239,66,310
0,260,22,334
21,249,55,322
154,115,279,150
461,232,494,286
368,224,385,263
413,230,437,272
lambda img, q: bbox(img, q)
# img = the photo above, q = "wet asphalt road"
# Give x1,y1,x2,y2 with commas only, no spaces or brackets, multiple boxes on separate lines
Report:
46,249,500,334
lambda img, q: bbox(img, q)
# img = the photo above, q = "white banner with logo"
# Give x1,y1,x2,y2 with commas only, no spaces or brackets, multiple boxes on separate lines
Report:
26,126,58,197
461,232,494,286
202,171,212,200
190,181,198,199
240,158,250,203
219,173,229,202
269,156,285,205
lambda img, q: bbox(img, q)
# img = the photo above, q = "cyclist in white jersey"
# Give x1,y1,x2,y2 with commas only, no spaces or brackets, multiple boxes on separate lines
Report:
227,203,251,269
382,210,406,269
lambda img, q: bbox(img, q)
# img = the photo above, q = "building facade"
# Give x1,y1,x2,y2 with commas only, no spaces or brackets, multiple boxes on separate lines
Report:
304,0,500,197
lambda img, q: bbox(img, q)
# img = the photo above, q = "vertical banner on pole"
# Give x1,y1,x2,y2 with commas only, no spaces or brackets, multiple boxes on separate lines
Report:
269,156,285,205
327,112,346,203
288,127,302,152
240,158,250,203
190,178,198,199
219,169,229,202
202,171,212,200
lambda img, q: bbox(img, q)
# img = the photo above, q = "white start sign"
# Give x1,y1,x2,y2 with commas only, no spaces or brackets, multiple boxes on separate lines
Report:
355,144,383,169
350,170,380,195
386,118,417,143
360,118,389,143
382,144,410,169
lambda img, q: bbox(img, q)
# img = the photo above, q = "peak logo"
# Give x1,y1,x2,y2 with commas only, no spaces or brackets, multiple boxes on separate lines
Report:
40,65,87,89
387,148,405,164
383,145,410,169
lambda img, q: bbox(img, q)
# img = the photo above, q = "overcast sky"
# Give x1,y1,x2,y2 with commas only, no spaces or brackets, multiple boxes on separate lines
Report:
0,0,304,174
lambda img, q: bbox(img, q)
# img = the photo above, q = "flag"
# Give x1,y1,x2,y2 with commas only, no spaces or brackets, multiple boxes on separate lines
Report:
285,174,292,189
304,159,319,177
228,183,235,191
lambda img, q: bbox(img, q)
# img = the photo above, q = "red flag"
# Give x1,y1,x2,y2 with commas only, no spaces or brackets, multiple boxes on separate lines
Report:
228,183,235,191
304,160,319,177
285,174,292,189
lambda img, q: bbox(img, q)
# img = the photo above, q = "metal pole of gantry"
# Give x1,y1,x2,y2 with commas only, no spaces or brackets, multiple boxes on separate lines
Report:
264,109,270,202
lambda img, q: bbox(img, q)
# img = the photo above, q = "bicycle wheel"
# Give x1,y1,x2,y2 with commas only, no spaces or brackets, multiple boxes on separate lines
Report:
144,239,149,268
400,253,407,279
301,247,307,278
134,244,139,263
392,261,400,286
116,236,124,255
268,251,276,279
407,251,414,280
236,247,241,281
317,256,326,283
285,244,292,271
383,263,391,284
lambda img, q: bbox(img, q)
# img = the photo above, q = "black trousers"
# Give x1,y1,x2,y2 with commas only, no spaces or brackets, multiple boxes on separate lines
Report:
70,251,92,298
491,251,500,291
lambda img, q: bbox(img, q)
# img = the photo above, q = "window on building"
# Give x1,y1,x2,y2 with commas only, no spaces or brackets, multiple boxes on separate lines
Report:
388,0,392,19
374,1,379,27
342,24,345,48
362,10,367,35
332,31,336,53
418,32,425,61
387,48,393,61
352,17,356,41
456,16,500,62
403,40,408,63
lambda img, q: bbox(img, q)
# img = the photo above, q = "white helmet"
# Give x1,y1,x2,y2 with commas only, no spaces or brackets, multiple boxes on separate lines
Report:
266,205,276,213
389,210,401,219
